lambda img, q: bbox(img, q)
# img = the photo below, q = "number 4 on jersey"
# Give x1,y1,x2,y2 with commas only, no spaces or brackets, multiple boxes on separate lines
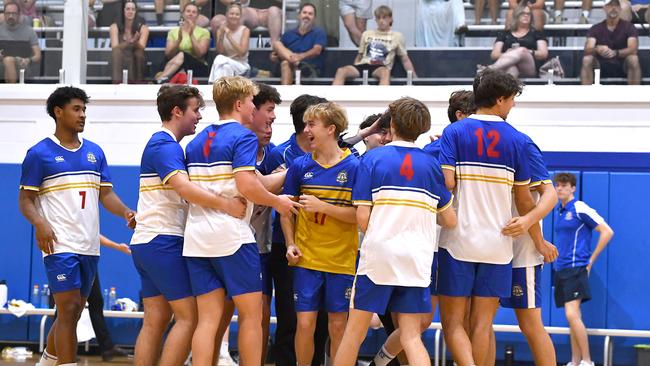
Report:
400,154,414,181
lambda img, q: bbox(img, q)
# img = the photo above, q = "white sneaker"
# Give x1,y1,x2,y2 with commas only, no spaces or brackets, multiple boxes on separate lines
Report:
565,363,575,366
217,351,238,366
579,361,595,366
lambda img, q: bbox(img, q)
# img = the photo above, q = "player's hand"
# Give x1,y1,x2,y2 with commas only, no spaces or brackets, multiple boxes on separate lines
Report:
501,216,532,238
275,194,301,216
586,262,593,275
298,195,326,213
536,240,558,263
272,165,287,174
124,210,137,229
286,244,302,265
35,221,57,255
225,196,247,219
429,134,442,142
117,243,132,255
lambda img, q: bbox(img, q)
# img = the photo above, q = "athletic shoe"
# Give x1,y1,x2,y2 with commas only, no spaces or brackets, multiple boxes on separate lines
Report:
217,351,238,366
101,346,130,362
553,15,564,24
579,15,590,24
579,361,595,366
565,362,575,366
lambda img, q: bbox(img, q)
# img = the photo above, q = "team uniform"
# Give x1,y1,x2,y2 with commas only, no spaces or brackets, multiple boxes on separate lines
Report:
130,129,193,301
553,198,604,307
500,134,551,309
19,136,113,297
422,138,444,296
283,149,359,313
183,120,262,298
438,114,531,298
351,141,452,314
252,143,276,297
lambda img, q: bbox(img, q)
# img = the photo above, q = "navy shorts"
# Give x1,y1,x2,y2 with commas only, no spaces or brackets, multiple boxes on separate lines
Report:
186,243,262,298
351,275,432,314
260,253,273,297
554,266,591,308
131,235,193,301
44,253,98,298
429,252,439,296
500,265,542,309
437,248,512,298
293,267,354,313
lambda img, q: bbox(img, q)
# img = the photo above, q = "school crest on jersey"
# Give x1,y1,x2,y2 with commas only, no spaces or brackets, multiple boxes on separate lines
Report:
336,170,348,184
87,152,97,163
54,156,64,163
304,172,314,180
565,211,573,221
512,285,524,297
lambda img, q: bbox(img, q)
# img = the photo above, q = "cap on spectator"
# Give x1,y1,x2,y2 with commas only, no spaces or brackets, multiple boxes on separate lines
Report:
604,0,620,6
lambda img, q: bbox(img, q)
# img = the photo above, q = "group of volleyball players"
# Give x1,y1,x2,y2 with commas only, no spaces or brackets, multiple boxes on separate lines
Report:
22,68,579,366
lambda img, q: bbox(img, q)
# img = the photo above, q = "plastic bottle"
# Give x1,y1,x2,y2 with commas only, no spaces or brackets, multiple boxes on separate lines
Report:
504,345,515,366
32,285,39,306
0,280,7,308
103,288,109,310
108,287,117,310
40,284,50,308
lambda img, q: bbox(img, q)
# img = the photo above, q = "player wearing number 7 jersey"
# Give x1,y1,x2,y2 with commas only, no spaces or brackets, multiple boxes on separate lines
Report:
437,69,538,366
19,87,135,366
281,102,360,366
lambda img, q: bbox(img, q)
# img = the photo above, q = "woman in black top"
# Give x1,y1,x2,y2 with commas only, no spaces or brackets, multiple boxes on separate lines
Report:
109,0,149,83
485,4,548,77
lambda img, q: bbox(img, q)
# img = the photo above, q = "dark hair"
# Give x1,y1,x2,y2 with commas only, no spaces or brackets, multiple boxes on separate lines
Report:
290,94,327,133
473,69,523,109
46,87,90,121
359,113,382,130
156,85,205,121
299,2,316,16
3,1,18,12
253,83,281,109
554,172,577,187
117,0,145,35
447,90,476,123
388,97,431,141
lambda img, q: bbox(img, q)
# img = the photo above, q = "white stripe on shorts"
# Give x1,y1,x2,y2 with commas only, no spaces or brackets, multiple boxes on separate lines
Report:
526,266,536,309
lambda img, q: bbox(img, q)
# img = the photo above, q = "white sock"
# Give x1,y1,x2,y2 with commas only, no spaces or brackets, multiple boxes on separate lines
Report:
220,341,229,355
373,345,396,366
37,350,57,366
582,10,590,17
554,10,562,17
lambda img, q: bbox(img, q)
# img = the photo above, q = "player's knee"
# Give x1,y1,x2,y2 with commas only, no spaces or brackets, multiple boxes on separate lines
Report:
420,314,433,332
518,317,543,336
3,56,15,67
565,307,581,322
296,315,316,332
57,301,83,321
327,317,346,336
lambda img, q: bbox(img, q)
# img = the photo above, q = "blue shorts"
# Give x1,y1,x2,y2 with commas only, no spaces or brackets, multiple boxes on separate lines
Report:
44,253,98,298
131,235,193,301
293,267,354,313
500,265,542,309
186,243,262,297
260,253,273,297
351,275,432,314
437,248,512,298
429,253,439,296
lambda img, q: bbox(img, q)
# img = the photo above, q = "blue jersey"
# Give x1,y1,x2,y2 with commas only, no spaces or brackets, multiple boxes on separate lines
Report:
183,120,258,257
283,149,359,275
251,142,276,254
422,139,441,160
438,114,531,264
352,141,452,287
19,136,112,256
554,199,605,270
131,129,188,245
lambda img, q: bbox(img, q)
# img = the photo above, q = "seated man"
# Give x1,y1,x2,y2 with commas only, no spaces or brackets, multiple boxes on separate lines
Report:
580,0,641,85
332,5,416,86
0,2,40,83
272,2,326,85
211,0,282,46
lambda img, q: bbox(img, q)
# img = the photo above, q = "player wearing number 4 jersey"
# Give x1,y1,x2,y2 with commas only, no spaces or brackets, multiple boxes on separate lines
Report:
334,97,457,366
19,87,135,366
437,69,542,366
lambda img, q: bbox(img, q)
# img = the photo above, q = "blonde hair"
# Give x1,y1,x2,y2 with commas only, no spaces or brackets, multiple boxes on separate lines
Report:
212,76,259,115
388,97,431,141
303,102,348,137
510,4,533,32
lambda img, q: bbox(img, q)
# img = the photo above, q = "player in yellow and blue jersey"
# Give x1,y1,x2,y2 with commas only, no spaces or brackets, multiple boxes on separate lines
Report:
281,102,360,366
334,97,457,366
19,87,135,366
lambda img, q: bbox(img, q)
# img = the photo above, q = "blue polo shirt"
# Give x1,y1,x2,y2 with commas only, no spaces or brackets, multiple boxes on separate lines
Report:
280,26,327,73
554,198,605,270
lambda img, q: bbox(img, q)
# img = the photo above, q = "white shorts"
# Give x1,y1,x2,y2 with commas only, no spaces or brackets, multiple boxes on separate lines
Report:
339,0,373,19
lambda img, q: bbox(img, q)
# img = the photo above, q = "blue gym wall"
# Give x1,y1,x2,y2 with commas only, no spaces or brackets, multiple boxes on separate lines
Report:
1,152,649,365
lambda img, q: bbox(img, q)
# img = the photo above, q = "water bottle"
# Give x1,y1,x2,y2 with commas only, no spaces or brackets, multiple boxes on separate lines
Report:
504,345,515,366
40,284,50,309
103,289,109,310
108,287,117,310
32,285,39,306
0,280,7,308
257,34,263,48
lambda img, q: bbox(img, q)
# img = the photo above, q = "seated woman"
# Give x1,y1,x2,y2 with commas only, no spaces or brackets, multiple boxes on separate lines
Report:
155,3,211,84
209,3,250,83
110,0,149,83
484,4,548,78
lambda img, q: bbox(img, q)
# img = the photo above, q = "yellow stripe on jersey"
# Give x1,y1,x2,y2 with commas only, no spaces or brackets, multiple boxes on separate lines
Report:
19,185,40,192
38,182,101,195
441,165,455,171
353,200,372,206
233,166,256,173
188,173,234,182
457,174,514,185
530,179,552,187
301,187,353,206
162,170,186,185
513,179,532,186
301,184,353,192
139,184,176,192
438,195,454,212
374,198,438,213
100,182,113,187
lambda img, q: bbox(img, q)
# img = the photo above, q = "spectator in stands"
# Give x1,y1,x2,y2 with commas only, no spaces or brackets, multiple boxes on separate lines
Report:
209,3,250,82
553,0,593,24
155,3,211,84
339,0,372,46
0,2,40,83
210,0,282,47
474,0,500,26
272,2,326,85
416,0,467,47
580,0,641,84
507,0,546,30
110,0,149,83
332,5,416,86
482,4,548,78
155,0,211,26
620,0,650,27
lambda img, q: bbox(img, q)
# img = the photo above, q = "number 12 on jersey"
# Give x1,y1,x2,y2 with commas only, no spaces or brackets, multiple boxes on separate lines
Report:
474,128,501,158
